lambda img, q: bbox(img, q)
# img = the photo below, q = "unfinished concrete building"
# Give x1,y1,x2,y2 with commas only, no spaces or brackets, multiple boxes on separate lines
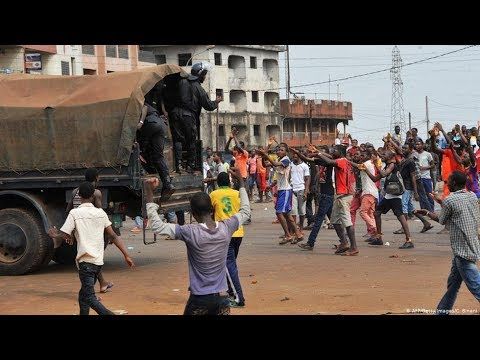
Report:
280,99,353,148
139,45,285,150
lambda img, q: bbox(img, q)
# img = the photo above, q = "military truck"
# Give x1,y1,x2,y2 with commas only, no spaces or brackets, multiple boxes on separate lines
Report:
0,64,204,275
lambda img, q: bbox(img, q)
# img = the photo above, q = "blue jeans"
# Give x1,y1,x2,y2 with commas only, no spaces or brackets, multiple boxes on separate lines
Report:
307,193,334,247
401,190,415,214
78,262,114,315
416,179,433,212
226,237,244,303
421,178,434,210
437,256,480,314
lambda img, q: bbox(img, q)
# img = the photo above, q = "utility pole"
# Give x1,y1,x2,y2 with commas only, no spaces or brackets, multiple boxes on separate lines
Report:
328,74,331,100
309,102,313,144
390,46,406,135
425,96,430,135
337,84,340,101
408,112,412,130
285,45,291,99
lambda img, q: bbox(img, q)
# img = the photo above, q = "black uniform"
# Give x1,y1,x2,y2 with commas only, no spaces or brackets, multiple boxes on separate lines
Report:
137,104,172,190
169,77,218,170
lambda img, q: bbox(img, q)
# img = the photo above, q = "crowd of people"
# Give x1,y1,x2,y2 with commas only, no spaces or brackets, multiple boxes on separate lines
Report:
46,61,480,315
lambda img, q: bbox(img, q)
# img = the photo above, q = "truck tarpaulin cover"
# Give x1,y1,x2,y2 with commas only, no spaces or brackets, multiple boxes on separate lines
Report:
0,64,185,171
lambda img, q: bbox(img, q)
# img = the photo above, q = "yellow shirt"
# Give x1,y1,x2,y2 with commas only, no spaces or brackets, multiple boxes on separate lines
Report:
210,187,244,238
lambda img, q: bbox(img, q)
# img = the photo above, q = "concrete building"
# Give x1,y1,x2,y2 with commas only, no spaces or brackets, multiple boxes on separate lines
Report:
280,98,353,148
140,45,285,150
0,45,156,75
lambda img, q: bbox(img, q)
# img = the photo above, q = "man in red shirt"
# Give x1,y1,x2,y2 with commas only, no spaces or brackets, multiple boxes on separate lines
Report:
314,145,358,256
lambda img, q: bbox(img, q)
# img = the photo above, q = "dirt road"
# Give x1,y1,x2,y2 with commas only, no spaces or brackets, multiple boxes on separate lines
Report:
1,202,478,315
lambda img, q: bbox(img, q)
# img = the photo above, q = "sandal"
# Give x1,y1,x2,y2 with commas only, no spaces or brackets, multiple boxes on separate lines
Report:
420,224,434,233
341,249,359,256
291,237,304,244
279,237,293,245
100,282,114,293
393,229,405,234
334,244,350,254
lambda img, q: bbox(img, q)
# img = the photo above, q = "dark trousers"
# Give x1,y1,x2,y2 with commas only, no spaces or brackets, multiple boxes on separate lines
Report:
143,133,171,187
305,192,315,225
226,237,244,303
78,262,114,315
416,178,434,212
307,193,334,247
183,293,230,315
421,178,434,210
171,112,197,167
176,211,185,225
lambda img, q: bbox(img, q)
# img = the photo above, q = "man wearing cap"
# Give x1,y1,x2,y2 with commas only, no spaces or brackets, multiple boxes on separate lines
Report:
170,62,223,173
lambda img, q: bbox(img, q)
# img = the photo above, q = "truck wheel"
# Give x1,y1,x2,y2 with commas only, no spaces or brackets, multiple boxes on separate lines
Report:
0,208,49,275
53,242,77,265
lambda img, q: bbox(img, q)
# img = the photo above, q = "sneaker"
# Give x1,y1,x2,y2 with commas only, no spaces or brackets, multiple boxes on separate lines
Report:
399,241,414,249
298,243,313,251
229,299,245,308
369,239,384,246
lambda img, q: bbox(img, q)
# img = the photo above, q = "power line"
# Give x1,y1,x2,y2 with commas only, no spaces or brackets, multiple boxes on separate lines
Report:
428,98,480,110
286,45,477,91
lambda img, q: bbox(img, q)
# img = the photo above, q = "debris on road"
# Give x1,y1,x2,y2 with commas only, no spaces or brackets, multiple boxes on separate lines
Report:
280,297,290,302
389,254,399,258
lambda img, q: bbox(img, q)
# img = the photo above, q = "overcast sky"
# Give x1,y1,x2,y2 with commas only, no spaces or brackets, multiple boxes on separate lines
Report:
278,45,480,147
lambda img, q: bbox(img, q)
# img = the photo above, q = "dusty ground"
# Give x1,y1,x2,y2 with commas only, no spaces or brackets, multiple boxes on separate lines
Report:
1,201,479,315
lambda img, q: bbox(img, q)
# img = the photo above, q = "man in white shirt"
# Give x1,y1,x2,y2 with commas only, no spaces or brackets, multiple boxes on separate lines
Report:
256,144,303,244
48,182,134,315
413,139,435,211
289,152,311,235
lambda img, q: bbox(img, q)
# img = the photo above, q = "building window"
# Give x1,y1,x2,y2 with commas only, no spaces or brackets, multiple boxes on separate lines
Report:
106,45,117,58
214,53,222,66
218,124,225,137
61,61,70,76
83,69,96,75
81,45,95,55
138,50,156,63
321,122,328,134
252,91,259,103
254,125,260,137
178,53,192,66
250,56,257,69
297,120,306,133
155,54,166,64
118,45,129,59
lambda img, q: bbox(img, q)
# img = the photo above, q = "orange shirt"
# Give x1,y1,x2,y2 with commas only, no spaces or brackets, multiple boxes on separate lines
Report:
233,149,249,178
442,149,464,198
334,158,350,195
257,157,266,174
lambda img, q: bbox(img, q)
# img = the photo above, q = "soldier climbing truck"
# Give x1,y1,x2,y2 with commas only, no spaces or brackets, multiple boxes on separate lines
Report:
0,64,204,275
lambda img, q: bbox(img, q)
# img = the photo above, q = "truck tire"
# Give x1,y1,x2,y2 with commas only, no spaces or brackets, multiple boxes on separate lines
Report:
0,208,49,275
41,237,55,267
53,242,77,265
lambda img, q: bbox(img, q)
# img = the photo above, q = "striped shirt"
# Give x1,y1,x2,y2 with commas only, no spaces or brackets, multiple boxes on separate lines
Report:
438,190,480,262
